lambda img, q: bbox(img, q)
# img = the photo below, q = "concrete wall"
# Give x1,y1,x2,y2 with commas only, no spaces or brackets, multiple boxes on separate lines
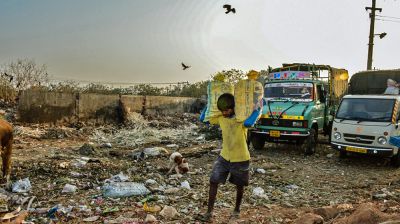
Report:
78,93,120,123
121,95,144,113
17,89,198,123
18,90,76,123
145,96,196,115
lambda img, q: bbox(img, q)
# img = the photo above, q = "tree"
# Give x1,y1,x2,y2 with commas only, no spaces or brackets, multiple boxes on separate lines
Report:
4,58,49,91
213,69,246,84
133,84,162,96
49,80,81,93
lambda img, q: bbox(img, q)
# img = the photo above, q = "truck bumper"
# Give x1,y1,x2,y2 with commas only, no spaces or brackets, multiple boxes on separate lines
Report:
252,129,310,141
331,141,396,157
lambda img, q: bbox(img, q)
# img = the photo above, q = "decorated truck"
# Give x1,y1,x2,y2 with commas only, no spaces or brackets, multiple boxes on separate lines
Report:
251,63,349,155
330,69,400,166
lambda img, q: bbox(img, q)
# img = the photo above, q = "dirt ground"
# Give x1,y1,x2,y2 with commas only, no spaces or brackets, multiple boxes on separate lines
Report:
2,113,400,223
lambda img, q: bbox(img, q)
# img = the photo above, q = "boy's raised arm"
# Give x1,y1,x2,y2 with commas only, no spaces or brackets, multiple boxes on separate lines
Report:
243,108,261,127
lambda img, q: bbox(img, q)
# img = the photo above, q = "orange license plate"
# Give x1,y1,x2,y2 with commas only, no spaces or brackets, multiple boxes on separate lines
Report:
270,130,280,138
346,146,367,154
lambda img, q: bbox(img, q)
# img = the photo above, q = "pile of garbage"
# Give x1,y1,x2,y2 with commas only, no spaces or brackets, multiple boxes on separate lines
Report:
90,112,201,148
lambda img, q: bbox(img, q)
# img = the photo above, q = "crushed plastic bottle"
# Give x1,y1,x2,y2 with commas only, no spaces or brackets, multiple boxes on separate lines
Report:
102,182,150,198
12,178,32,193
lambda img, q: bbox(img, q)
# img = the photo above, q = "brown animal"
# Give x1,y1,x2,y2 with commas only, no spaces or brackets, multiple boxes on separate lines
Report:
0,119,13,186
168,152,189,175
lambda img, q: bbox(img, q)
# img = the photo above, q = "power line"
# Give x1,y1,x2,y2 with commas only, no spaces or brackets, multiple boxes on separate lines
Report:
376,18,400,23
376,15,400,20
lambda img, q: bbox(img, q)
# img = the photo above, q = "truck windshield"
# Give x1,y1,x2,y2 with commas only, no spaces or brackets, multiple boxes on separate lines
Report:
265,82,313,101
336,98,396,122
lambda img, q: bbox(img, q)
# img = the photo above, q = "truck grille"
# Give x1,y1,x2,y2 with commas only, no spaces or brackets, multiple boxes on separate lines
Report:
343,133,375,144
259,118,301,128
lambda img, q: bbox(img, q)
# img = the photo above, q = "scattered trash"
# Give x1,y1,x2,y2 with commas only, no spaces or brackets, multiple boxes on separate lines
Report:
326,153,334,158
164,187,180,194
252,187,268,199
211,148,221,153
195,135,205,141
102,182,150,198
285,184,300,190
373,193,388,199
256,168,266,174
101,142,112,148
145,179,158,187
72,157,90,168
102,207,119,214
169,174,183,179
143,147,169,156
59,162,69,169
83,215,100,222
131,151,147,161
143,202,162,213
166,144,179,148
12,178,32,193
105,172,129,183
180,180,191,190
61,184,77,193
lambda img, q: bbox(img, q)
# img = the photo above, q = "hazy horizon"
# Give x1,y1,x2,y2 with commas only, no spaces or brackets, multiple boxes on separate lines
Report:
1,0,399,84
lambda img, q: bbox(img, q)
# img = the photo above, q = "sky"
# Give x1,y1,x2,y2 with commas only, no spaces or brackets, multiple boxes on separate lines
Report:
0,0,399,84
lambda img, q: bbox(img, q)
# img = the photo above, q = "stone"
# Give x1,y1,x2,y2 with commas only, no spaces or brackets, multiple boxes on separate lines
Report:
293,213,323,224
337,203,354,212
335,203,397,224
165,187,180,194
313,206,340,220
79,143,97,156
145,214,157,223
160,206,179,220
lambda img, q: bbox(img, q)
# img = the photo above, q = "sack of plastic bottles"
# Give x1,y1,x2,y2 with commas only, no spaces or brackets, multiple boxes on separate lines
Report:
204,73,234,122
102,182,150,198
234,70,264,122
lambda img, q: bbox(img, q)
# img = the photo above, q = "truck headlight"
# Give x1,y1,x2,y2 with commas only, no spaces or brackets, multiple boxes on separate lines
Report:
378,136,387,145
334,132,341,140
292,121,302,127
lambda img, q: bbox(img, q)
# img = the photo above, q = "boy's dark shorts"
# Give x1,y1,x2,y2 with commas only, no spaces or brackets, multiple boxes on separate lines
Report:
210,156,250,186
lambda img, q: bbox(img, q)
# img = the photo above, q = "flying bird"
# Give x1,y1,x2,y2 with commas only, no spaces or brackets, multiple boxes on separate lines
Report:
223,4,236,14
181,63,191,70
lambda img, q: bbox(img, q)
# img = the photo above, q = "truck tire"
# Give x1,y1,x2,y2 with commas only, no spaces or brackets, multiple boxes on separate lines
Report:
391,151,400,167
251,133,266,150
304,128,317,155
327,122,333,144
339,150,347,158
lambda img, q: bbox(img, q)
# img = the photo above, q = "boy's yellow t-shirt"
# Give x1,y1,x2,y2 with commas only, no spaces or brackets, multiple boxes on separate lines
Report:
209,116,250,162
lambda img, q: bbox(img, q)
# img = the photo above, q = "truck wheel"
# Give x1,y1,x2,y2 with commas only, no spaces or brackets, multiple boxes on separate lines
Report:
339,150,347,158
251,133,266,150
391,152,400,167
327,122,333,143
304,128,317,155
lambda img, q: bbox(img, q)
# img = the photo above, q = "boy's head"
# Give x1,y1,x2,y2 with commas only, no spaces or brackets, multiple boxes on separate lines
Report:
217,93,235,117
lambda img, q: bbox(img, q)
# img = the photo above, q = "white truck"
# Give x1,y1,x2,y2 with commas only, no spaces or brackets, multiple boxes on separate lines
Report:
331,70,400,166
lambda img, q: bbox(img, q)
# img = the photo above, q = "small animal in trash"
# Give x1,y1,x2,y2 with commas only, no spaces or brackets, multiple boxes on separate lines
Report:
168,152,189,174
0,119,13,187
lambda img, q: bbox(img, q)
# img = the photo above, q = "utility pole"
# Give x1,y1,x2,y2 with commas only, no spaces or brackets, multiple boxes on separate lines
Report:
366,0,382,70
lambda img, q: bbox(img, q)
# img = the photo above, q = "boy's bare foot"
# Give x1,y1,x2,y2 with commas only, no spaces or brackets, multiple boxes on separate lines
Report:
195,212,212,222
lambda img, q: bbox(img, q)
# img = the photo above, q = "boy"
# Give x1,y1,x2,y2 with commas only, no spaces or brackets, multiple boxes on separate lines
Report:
198,93,261,222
